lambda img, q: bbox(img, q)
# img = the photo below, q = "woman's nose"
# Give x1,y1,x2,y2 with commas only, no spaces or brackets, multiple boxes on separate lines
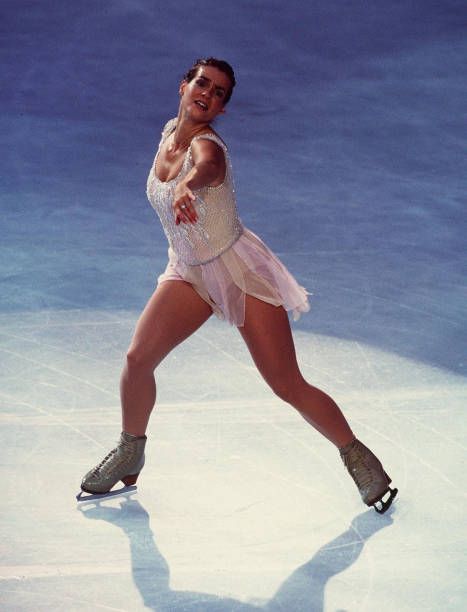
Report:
202,85,214,98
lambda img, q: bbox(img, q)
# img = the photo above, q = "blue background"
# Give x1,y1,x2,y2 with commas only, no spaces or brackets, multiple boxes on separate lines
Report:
2,0,466,371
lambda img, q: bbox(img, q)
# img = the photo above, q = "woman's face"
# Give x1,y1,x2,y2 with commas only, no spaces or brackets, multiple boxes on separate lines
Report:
179,65,232,122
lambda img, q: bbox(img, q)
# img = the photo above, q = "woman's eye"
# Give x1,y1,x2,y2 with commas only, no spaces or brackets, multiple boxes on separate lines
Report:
196,78,207,86
215,90,224,98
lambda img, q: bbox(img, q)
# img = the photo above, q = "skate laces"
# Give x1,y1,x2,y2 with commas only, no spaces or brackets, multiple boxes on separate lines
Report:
342,446,373,490
91,440,135,476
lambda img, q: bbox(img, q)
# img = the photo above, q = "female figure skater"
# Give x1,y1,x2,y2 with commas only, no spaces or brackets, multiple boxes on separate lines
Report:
80,58,397,513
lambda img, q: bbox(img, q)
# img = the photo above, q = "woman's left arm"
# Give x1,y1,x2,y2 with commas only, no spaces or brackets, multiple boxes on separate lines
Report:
173,139,226,225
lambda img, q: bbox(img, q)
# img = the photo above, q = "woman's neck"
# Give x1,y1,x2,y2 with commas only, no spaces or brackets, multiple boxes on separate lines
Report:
171,110,211,151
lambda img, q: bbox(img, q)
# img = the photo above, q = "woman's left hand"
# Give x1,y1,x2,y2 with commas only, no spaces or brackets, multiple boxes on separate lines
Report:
173,183,198,225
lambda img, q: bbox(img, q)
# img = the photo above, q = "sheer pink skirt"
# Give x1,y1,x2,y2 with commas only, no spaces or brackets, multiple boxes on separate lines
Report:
157,228,310,327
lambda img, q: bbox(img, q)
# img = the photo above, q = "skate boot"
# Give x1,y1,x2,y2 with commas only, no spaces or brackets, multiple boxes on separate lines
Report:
80,432,147,496
340,439,398,514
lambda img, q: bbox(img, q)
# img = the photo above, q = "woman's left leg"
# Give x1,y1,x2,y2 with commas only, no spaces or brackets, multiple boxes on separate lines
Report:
239,295,398,512
238,295,355,448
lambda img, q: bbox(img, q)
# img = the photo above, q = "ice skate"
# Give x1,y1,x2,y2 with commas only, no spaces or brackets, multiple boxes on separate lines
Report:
340,439,398,514
76,484,138,503
77,432,146,501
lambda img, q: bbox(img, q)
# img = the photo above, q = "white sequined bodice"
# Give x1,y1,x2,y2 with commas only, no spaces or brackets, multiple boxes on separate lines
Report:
146,118,243,265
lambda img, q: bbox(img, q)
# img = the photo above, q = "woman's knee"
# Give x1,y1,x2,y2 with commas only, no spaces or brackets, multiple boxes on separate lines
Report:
268,373,304,404
125,345,158,374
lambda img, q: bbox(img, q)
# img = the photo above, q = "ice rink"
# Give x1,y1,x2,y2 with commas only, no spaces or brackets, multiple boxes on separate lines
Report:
1,1,466,610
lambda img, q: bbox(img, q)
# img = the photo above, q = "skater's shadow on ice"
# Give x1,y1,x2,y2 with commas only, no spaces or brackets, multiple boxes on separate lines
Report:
78,496,394,611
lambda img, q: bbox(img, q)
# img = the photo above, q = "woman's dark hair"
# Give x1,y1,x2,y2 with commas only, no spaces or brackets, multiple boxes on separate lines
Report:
183,57,236,104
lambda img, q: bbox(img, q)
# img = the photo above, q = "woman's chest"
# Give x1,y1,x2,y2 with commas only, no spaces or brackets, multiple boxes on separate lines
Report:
155,140,190,182
147,174,175,215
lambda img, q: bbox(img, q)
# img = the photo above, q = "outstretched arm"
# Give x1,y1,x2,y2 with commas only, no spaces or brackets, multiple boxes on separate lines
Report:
173,138,226,225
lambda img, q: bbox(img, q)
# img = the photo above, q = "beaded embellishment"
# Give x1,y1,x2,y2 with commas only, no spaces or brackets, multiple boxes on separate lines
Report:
146,119,243,265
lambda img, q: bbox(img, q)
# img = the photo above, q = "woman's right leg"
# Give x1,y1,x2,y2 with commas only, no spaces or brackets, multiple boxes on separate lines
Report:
79,280,212,495
121,280,213,436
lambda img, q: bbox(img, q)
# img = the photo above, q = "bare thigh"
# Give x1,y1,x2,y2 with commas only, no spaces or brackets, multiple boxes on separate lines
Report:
238,295,303,394
127,280,213,369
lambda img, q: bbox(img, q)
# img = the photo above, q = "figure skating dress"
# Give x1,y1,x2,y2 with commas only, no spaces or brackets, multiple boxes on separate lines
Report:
146,118,310,326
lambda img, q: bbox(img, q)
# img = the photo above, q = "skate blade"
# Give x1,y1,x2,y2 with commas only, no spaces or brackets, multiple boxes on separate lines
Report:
76,485,137,503
373,487,398,514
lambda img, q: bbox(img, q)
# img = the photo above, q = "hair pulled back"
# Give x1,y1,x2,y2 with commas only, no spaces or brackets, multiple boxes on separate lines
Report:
183,57,236,104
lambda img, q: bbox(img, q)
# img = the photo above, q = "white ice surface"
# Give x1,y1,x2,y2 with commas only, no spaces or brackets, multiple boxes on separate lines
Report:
0,310,465,611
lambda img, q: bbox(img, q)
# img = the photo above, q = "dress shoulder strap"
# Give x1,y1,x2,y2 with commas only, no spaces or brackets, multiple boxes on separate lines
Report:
190,132,227,151
161,117,177,141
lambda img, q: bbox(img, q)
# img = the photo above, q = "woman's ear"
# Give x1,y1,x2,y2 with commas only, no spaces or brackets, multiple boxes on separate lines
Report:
179,80,187,96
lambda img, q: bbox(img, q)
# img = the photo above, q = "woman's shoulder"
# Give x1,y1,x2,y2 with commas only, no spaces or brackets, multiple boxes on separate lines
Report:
191,129,228,151
161,117,177,139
